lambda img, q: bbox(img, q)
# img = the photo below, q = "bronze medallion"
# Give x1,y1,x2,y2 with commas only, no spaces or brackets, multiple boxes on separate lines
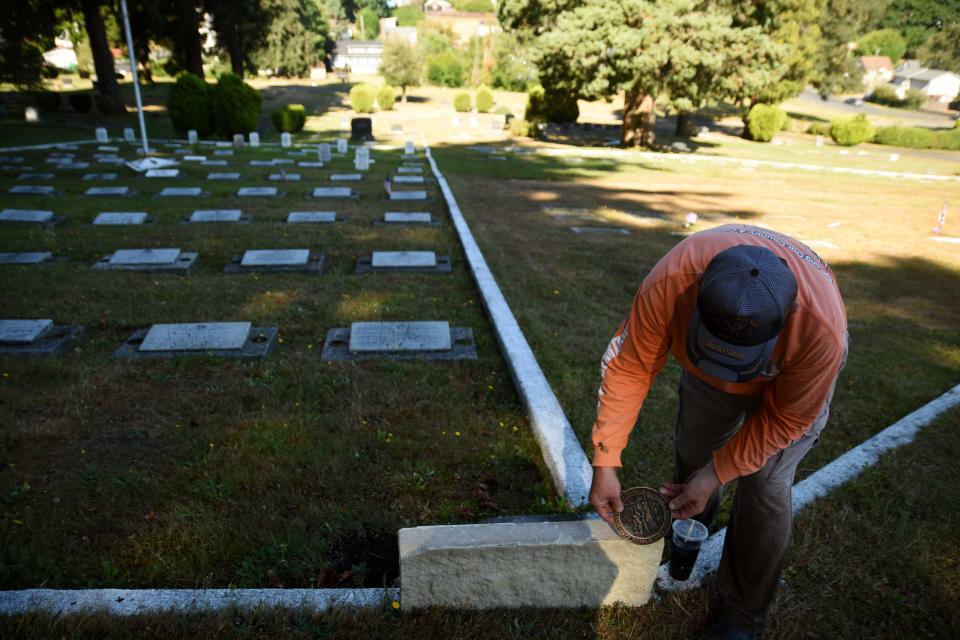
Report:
613,486,671,545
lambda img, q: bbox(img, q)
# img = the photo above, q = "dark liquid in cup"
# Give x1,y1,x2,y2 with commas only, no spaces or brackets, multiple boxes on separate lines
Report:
669,543,701,581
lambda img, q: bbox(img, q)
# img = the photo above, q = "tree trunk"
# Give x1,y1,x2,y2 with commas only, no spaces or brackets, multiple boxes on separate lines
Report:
675,112,697,137
622,89,656,148
80,0,125,112
401,86,407,104
175,0,204,77
230,46,244,77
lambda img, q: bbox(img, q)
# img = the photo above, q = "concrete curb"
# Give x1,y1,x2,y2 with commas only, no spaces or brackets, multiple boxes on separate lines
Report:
657,382,960,591
425,144,593,507
0,588,398,616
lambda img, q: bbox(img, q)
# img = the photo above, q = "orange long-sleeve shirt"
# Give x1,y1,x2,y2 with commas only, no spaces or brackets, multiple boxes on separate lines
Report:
592,224,847,484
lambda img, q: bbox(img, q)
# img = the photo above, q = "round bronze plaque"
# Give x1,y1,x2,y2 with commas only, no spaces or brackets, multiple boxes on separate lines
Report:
613,486,671,545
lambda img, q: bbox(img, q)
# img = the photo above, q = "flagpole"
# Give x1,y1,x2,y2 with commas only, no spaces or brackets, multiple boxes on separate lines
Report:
119,0,150,155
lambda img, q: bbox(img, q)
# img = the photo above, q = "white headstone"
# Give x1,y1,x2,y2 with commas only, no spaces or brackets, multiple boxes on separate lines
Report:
237,187,278,196
139,322,252,352
281,132,292,148
336,139,348,154
397,167,423,174
330,173,362,181
240,249,310,267
452,116,461,128
390,190,427,201
145,169,179,178
85,186,130,196
207,172,241,180
160,187,202,197
249,132,260,147
889,153,899,162
109,248,181,265
124,128,136,142
25,107,39,123
8,186,54,195
355,147,370,160
189,209,242,223
312,187,352,198
815,135,824,147
404,141,415,155
469,115,479,128
355,158,370,171
384,212,431,223
95,127,108,143
287,211,336,223
348,321,451,353
0,252,53,264
318,144,331,162
188,130,198,144
233,134,245,148
93,212,148,225
371,251,437,268
393,175,424,184
0,319,53,344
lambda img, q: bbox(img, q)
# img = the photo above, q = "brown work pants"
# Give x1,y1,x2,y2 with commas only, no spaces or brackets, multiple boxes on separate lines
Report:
674,367,839,634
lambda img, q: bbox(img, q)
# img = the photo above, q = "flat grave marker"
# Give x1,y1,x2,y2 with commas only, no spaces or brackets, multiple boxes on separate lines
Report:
17,173,55,180
320,321,476,361
207,172,241,180
311,187,354,198
397,167,423,174
85,186,132,196
115,322,276,359
0,252,54,265
98,145,119,152
0,319,84,357
8,186,55,196
389,190,427,201
298,161,324,168
286,211,337,223
269,173,301,181
225,248,323,274
93,212,149,225
372,251,437,268
214,149,234,156
381,212,433,224
83,173,118,181
201,160,228,167
0,319,52,344
186,209,247,223
237,186,280,197
330,173,362,181
94,247,197,274
250,160,275,167
183,155,206,162
570,226,631,235
145,169,180,178
0,209,55,224
160,187,204,197
393,175,425,184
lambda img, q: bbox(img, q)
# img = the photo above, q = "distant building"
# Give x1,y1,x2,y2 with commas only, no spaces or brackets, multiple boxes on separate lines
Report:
423,10,500,45
380,17,418,44
858,56,894,92
424,0,454,11
333,40,384,74
891,61,960,104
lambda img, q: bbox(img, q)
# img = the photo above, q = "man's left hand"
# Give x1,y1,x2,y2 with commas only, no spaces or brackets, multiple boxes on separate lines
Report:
667,461,721,520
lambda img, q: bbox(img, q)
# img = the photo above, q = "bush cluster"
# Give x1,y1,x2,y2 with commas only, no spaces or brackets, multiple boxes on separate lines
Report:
453,92,472,112
867,84,926,109
805,121,831,136
524,86,578,124
168,73,214,136
271,104,306,133
743,103,786,142
35,92,61,112
508,118,537,138
211,73,261,137
829,115,875,146
426,51,464,88
476,85,494,113
874,126,960,151
377,85,396,111
349,84,377,113
68,93,93,114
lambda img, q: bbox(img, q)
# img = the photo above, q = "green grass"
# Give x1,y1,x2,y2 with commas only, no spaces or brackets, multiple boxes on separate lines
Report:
0,141,552,589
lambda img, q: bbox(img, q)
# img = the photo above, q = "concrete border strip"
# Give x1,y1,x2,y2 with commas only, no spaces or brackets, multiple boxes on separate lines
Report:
0,588,398,616
0,140,98,153
657,382,960,591
425,144,593,507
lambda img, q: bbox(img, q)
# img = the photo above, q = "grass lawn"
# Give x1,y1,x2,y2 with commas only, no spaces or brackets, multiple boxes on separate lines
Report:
2,79,959,637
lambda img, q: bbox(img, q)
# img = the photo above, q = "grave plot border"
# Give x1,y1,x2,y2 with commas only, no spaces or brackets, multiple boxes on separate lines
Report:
354,254,451,274
114,326,277,360
91,251,199,275
223,251,325,275
319,327,476,361
0,324,85,357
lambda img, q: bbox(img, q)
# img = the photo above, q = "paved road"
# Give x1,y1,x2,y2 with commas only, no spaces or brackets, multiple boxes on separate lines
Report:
792,88,957,128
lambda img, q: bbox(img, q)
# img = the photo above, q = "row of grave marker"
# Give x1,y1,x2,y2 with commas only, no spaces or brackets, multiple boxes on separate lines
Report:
4,186,428,199
0,209,433,226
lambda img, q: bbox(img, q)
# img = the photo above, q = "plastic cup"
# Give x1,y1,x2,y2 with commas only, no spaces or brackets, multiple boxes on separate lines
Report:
668,519,709,581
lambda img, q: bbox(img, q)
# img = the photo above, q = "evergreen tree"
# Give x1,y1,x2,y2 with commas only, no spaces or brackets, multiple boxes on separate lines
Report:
813,0,888,98
254,0,332,77
208,0,274,77
0,0,56,88
917,24,960,73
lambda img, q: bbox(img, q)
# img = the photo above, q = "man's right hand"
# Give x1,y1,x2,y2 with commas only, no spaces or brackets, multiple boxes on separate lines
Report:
589,466,623,525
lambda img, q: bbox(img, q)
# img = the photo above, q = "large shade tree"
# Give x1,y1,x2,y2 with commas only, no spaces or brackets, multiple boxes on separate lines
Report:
208,0,273,76
516,0,784,147
380,38,422,103
0,0,56,88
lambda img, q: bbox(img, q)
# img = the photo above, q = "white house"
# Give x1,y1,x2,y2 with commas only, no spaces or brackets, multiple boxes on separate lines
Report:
892,61,960,104
333,40,384,74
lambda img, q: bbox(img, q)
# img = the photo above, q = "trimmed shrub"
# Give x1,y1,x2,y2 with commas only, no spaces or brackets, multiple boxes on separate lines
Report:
743,103,786,142
453,92,471,112
349,83,376,113
524,86,579,124
476,85,494,113
937,129,960,150
868,84,927,109
377,85,396,111
508,118,536,137
494,105,512,116
271,104,306,133
806,121,831,136
829,115,875,146
68,93,93,114
35,92,61,112
211,73,261,137
94,94,115,116
874,126,935,149
167,73,213,136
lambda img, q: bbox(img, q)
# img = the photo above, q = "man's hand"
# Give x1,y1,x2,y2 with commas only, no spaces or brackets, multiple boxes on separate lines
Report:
665,462,721,520
589,466,623,525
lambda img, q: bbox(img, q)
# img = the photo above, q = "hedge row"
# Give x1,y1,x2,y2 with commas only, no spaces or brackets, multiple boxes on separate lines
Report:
167,72,261,138
271,104,306,133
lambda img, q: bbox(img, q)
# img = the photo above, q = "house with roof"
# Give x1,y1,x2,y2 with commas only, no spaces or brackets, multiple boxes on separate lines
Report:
858,56,894,92
891,61,960,104
333,40,384,74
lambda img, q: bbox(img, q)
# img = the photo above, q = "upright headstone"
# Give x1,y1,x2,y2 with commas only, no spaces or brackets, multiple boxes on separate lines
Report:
350,118,373,141
336,138,348,154
318,144,331,162
815,135,824,147
95,127,108,143
889,153,899,162
188,129,198,145
404,141,415,155
249,132,260,147
25,107,39,123
355,157,370,171
281,132,292,148
233,134,245,149
124,128,136,143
